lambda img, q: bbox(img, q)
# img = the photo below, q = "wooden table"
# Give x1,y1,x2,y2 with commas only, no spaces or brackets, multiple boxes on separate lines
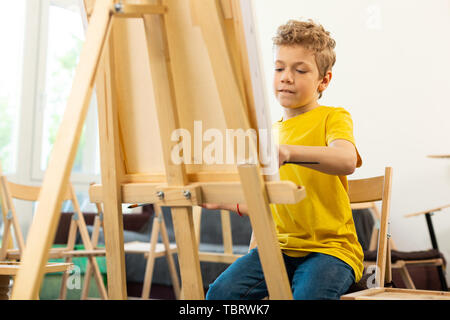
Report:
402,154,450,290
427,154,450,159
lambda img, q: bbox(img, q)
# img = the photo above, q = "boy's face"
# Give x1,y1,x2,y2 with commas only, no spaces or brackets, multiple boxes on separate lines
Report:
273,45,330,110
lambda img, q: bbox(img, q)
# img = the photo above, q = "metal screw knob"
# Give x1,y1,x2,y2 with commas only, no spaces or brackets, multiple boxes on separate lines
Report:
183,190,191,200
114,3,123,13
156,191,164,200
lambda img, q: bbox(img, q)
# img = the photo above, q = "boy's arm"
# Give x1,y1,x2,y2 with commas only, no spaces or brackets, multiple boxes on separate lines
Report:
279,139,357,176
201,203,248,216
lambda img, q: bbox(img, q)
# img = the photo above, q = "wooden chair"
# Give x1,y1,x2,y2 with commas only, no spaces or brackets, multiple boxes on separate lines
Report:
0,261,72,300
352,201,447,290
124,204,180,299
0,168,107,300
193,206,245,265
86,201,181,300
342,167,450,299
403,204,449,290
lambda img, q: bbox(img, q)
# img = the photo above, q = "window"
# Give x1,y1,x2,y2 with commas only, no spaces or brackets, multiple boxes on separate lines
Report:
32,0,100,183
0,1,26,174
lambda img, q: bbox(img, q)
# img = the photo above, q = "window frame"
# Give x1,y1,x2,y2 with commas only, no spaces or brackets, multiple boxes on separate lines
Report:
30,0,101,186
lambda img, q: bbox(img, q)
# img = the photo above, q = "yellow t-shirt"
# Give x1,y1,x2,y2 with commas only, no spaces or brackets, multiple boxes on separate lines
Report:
271,106,364,282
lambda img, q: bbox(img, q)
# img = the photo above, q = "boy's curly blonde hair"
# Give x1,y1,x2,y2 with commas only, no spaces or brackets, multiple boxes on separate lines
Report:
273,19,336,98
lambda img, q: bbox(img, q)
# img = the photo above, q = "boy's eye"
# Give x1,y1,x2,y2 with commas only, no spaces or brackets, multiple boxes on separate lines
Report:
275,68,284,72
296,69,306,74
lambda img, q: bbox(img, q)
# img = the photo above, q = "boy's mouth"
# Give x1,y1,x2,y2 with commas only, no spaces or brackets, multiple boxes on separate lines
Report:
278,89,296,94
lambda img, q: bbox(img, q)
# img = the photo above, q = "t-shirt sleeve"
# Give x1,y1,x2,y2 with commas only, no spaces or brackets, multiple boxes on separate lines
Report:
326,108,362,168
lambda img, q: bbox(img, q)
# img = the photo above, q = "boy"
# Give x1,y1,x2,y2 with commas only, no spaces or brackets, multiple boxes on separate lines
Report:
204,19,363,300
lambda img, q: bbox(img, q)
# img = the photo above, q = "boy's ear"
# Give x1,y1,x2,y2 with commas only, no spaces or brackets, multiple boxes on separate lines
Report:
318,70,332,93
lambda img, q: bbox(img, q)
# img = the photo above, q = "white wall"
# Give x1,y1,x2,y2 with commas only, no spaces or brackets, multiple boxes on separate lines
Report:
252,0,450,280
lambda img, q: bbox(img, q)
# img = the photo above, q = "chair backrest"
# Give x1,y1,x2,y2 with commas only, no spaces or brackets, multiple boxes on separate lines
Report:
0,163,81,257
348,167,393,287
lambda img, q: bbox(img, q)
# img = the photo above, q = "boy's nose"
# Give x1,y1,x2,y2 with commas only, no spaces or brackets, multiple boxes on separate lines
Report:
280,71,293,83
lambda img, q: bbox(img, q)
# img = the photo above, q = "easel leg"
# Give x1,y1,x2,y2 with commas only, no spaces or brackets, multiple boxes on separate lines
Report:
142,11,204,299
96,22,127,299
171,207,204,299
238,164,293,300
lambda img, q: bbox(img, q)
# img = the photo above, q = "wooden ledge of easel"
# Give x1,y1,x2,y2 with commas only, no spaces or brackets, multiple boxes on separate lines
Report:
88,181,306,206
341,287,450,300
404,204,450,218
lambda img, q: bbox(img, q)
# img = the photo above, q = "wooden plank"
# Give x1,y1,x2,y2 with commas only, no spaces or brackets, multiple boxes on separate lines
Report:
198,252,243,264
0,177,25,254
142,4,204,299
347,175,384,203
342,287,450,300
96,16,128,300
220,0,233,19
114,4,167,16
141,207,161,299
0,262,72,277
89,181,306,205
220,210,233,254
0,163,14,260
427,154,450,159
125,242,176,255
238,164,293,299
157,204,181,299
11,0,114,300
404,203,450,218
81,210,104,299
375,167,393,287
229,0,278,178
6,181,73,202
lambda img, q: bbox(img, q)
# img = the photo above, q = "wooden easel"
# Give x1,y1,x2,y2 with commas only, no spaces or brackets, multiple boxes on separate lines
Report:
11,0,305,300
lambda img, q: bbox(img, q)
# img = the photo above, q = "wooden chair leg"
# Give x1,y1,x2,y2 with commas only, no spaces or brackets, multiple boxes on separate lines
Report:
59,216,78,300
81,206,107,299
70,189,108,300
141,212,161,299
398,265,416,289
88,255,108,299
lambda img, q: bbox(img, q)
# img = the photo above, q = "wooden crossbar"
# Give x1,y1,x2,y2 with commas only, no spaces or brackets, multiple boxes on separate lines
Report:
89,181,305,206
114,4,168,17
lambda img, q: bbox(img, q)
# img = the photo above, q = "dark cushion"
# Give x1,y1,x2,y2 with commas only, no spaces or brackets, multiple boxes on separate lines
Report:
364,249,445,264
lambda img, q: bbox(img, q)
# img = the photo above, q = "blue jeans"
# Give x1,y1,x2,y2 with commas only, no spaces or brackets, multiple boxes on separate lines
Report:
206,248,355,300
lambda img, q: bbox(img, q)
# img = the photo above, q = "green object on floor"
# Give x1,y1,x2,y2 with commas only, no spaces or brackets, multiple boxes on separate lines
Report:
39,244,107,300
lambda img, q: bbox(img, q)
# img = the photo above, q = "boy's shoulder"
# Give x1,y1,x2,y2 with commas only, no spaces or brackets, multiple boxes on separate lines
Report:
320,105,349,114
272,106,352,128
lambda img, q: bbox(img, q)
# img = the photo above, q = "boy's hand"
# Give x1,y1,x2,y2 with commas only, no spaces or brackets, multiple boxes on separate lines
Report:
200,204,223,210
277,144,290,167
200,203,249,216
